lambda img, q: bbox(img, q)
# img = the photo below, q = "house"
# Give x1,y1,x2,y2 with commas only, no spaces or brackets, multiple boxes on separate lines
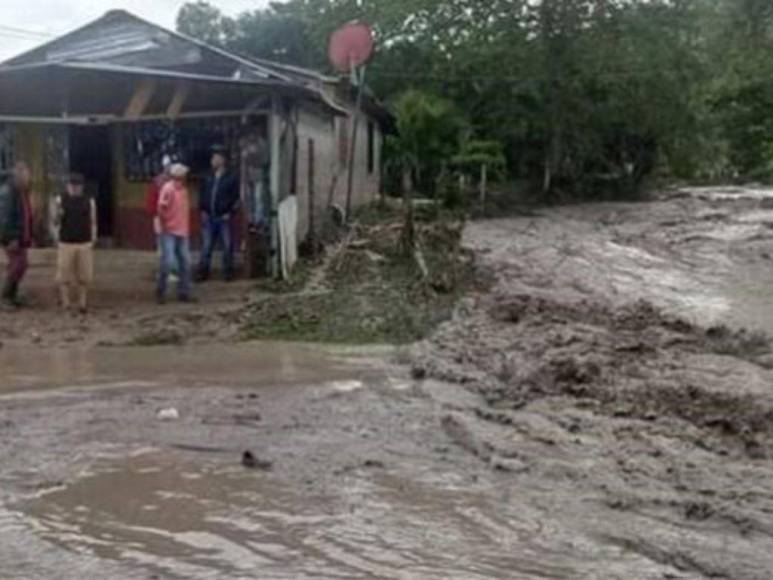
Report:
0,9,388,275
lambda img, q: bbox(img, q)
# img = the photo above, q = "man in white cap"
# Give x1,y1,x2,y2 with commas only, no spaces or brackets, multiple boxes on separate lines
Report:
146,155,173,241
145,155,177,281
156,163,194,303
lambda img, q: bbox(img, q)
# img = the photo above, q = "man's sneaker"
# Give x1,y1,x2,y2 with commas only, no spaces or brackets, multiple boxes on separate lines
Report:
179,295,198,304
156,293,166,305
196,271,210,283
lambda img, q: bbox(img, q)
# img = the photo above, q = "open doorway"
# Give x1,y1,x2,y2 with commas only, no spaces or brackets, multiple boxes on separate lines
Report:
69,126,113,239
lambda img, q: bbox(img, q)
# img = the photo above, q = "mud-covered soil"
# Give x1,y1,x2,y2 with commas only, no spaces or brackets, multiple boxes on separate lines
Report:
0,251,253,349
243,213,477,344
5,188,773,578
412,187,773,578
0,208,475,349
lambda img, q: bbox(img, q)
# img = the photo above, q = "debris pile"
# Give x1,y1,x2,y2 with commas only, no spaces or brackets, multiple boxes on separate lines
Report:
242,208,477,344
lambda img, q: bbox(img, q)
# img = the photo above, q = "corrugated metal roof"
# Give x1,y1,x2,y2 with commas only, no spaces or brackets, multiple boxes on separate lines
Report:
0,9,389,124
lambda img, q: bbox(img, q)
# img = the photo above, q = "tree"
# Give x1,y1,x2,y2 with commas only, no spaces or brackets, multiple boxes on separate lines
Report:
177,1,233,46
177,0,773,193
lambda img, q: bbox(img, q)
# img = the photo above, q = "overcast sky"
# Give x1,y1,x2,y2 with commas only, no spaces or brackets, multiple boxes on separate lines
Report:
0,1,271,61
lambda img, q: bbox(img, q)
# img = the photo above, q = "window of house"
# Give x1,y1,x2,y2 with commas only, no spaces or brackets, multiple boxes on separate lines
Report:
122,117,242,181
0,124,15,181
367,121,375,175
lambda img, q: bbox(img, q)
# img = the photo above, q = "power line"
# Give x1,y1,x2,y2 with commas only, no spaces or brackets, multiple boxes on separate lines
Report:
366,66,694,84
0,25,55,39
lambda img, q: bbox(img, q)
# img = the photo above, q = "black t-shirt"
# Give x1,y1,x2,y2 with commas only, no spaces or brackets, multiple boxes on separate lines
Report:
60,194,92,244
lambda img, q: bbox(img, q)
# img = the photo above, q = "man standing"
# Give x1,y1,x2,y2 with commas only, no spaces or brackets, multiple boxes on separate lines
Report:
145,155,172,246
198,146,240,282
157,163,194,304
54,173,97,314
0,162,34,308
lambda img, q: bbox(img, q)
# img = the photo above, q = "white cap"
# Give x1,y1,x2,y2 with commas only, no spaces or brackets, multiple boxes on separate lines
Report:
170,163,189,178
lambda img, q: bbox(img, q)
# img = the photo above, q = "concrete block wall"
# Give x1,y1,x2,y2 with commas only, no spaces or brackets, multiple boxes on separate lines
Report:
294,105,382,243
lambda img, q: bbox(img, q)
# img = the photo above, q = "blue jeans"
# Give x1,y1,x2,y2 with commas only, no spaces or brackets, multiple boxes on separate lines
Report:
199,216,234,277
158,234,192,299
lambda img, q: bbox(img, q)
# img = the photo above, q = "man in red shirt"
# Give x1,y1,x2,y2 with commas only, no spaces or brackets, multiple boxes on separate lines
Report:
145,155,172,246
156,163,194,304
1,162,34,308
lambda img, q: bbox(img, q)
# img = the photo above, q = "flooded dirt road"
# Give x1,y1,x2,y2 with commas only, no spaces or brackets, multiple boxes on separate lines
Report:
4,188,773,578
0,343,667,579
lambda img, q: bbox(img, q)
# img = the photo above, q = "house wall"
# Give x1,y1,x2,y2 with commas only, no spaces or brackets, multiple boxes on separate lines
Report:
293,105,382,243
110,126,157,250
5,105,384,252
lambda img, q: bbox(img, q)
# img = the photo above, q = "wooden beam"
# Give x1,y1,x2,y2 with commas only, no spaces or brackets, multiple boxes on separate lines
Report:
124,78,157,120
166,82,191,120
269,96,282,279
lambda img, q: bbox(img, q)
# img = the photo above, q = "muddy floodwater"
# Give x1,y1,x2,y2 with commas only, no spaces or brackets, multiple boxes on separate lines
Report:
1,343,623,580
5,188,773,579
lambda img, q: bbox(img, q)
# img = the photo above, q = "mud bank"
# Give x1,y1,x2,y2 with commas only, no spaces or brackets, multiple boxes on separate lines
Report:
413,187,773,578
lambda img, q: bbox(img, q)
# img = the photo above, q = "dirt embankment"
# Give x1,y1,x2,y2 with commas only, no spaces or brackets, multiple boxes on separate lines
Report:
412,189,773,578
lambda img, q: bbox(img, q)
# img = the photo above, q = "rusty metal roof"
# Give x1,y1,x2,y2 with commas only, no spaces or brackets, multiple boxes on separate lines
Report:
0,9,388,124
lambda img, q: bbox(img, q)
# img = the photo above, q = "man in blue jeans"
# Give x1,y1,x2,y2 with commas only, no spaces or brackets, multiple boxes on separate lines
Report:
157,164,195,304
197,146,240,282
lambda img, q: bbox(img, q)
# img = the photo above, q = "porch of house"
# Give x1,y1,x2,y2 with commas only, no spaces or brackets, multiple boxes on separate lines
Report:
0,62,309,277
0,248,252,310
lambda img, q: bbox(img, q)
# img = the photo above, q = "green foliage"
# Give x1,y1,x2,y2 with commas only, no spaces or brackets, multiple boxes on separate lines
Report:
453,141,506,174
177,0,773,193
177,1,233,46
384,90,465,195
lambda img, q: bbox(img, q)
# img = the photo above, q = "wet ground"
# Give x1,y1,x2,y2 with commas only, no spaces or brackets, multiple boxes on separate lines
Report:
4,187,773,578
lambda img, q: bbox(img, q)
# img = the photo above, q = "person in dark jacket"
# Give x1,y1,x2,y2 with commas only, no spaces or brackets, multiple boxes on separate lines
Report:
1,162,34,308
54,173,97,314
197,146,240,281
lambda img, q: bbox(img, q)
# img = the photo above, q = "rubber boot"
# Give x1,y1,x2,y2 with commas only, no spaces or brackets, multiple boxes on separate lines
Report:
7,281,21,307
1,280,18,309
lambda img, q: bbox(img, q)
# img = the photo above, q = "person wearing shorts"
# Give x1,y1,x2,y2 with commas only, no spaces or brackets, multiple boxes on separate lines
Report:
54,173,97,314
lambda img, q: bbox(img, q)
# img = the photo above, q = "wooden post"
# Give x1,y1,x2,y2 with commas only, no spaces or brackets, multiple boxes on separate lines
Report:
308,138,317,259
124,78,157,120
480,163,488,209
166,82,191,120
345,66,366,222
269,97,282,278
401,169,415,254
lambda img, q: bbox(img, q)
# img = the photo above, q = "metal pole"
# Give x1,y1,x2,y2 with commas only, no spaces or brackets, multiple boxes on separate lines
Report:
345,66,366,222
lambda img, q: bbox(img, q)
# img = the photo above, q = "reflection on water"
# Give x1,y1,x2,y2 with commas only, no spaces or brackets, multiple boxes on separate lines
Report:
2,451,593,579
0,342,389,396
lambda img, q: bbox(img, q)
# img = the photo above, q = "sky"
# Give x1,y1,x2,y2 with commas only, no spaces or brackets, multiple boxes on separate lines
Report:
0,0,271,61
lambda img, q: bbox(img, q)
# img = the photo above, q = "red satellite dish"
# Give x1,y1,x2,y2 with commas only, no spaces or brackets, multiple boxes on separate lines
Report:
328,22,374,73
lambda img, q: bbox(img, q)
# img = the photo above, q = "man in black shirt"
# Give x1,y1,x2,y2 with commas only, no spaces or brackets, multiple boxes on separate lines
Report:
54,173,97,314
197,146,240,281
